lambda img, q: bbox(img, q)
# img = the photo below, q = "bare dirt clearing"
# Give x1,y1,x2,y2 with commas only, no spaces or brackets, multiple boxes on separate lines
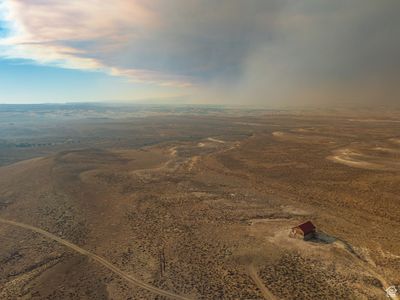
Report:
328,138,400,171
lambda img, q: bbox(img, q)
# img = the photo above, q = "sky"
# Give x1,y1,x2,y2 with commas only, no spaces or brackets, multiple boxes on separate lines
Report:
0,0,399,106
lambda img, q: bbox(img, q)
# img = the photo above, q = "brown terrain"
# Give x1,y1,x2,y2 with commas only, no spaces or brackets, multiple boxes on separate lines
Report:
0,106,400,299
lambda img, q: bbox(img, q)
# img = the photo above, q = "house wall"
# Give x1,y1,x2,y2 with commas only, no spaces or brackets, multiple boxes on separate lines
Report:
289,227,316,240
289,228,304,239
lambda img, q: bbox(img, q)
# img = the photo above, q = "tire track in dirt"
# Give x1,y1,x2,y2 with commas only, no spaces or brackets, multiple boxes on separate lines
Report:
0,217,191,300
247,264,277,300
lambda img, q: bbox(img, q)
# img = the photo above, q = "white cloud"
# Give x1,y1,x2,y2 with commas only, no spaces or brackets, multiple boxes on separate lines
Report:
0,0,191,87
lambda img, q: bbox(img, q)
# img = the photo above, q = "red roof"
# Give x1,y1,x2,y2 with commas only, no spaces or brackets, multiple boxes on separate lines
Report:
295,221,316,235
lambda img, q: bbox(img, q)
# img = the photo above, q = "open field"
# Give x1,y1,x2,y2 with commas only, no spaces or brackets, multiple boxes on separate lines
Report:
0,105,400,299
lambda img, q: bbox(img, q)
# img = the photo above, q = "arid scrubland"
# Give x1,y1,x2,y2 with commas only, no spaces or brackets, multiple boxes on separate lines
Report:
1,106,399,299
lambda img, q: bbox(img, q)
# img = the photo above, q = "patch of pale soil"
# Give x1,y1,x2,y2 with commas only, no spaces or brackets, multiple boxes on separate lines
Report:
280,205,310,216
372,147,400,154
327,148,385,170
207,137,225,144
272,131,334,144
272,131,284,137
389,138,400,145
168,146,178,156
265,228,324,252
328,155,383,169
291,128,314,133
247,220,318,253
190,191,215,198
187,156,199,171
348,119,400,123
234,122,265,127
328,146,400,171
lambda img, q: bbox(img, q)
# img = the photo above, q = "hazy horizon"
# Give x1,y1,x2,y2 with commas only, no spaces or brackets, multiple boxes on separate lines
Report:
1,1,400,106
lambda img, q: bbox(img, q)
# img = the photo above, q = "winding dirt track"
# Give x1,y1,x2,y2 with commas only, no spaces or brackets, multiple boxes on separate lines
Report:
247,264,277,300
0,217,191,300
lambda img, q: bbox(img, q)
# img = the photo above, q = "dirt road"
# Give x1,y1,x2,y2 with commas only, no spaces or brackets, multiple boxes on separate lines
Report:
247,264,277,300
0,217,191,300
335,240,398,300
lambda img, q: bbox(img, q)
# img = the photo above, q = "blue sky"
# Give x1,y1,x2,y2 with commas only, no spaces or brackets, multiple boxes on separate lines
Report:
0,1,399,105
0,59,179,103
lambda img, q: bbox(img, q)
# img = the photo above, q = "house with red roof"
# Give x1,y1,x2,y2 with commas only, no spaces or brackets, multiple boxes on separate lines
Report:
289,221,316,240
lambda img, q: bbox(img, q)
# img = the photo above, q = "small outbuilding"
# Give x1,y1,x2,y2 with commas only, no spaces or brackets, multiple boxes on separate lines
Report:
289,221,316,240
